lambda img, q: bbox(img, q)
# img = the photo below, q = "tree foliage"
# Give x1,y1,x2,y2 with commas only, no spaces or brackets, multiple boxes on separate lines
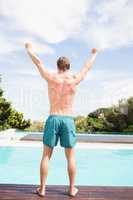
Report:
0,76,31,130
74,97,133,134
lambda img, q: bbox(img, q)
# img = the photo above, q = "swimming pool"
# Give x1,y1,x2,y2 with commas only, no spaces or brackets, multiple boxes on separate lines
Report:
0,146,133,186
15,131,41,137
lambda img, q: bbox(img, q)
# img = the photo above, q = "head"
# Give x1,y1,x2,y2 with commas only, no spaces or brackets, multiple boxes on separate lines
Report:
57,56,70,72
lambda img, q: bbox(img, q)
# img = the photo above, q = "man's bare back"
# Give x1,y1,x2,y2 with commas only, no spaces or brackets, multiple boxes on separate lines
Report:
48,71,77,116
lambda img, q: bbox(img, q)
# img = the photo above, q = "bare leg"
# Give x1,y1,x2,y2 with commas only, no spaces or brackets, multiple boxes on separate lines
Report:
36,144,53,196
65,148,78,196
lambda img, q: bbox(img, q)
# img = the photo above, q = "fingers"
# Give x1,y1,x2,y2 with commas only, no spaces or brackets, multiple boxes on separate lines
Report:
91,48,98,54
25,42,32,49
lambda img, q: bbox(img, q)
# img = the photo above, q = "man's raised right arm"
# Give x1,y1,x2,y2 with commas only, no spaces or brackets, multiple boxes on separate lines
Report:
73,48,98,85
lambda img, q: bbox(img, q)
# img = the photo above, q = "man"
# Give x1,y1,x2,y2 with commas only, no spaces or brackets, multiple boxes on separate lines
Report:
25,43,98,197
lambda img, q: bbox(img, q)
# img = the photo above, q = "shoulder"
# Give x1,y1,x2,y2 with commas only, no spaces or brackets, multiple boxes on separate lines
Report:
47,72,61,83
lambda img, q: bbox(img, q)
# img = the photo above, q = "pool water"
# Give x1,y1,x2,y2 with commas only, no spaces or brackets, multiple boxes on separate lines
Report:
0,147,133,186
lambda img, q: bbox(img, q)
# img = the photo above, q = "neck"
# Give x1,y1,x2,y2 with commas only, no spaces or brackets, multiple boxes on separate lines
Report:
58,70,69,74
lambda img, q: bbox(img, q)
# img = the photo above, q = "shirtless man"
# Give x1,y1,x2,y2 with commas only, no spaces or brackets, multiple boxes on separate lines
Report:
25,43,98,197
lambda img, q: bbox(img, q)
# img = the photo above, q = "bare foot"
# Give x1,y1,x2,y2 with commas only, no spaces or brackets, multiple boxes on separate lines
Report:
36,187,45,197
68,187,79,197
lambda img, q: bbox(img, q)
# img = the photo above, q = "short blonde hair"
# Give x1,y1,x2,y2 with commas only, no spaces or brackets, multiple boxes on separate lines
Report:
57,56,70,71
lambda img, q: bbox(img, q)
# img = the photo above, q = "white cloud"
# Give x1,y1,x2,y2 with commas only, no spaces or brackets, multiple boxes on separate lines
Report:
0,0,133,51
0,34,17,54
102,78,133,105
0,0,89,56
0,33,54,55
18,37,54,54
0,0,89,43
84,0,133,49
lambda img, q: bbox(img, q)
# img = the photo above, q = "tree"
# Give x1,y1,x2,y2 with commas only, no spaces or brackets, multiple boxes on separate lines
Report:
74,116,88,133
7,109,31,130
105,110,127,131
0,75,31,130
0,90,12,130
127,97,133,125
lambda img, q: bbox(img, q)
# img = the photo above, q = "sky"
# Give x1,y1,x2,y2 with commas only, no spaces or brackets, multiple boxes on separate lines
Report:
0,0,133,121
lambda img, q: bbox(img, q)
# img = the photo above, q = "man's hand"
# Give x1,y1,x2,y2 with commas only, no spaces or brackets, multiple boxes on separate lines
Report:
25,42,32,51
91,48,98,54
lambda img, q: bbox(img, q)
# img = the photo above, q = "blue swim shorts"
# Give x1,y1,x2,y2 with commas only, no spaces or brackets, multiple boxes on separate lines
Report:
43,114,77,148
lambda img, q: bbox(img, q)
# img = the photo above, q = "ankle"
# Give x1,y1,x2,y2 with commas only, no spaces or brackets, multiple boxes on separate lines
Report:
40,185,45,191
69,185,75,190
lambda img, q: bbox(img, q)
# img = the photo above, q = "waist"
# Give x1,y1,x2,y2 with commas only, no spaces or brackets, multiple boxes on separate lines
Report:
49,114,74,119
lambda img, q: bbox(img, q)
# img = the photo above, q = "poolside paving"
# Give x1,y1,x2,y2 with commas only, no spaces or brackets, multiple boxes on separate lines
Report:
0,184,133,200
